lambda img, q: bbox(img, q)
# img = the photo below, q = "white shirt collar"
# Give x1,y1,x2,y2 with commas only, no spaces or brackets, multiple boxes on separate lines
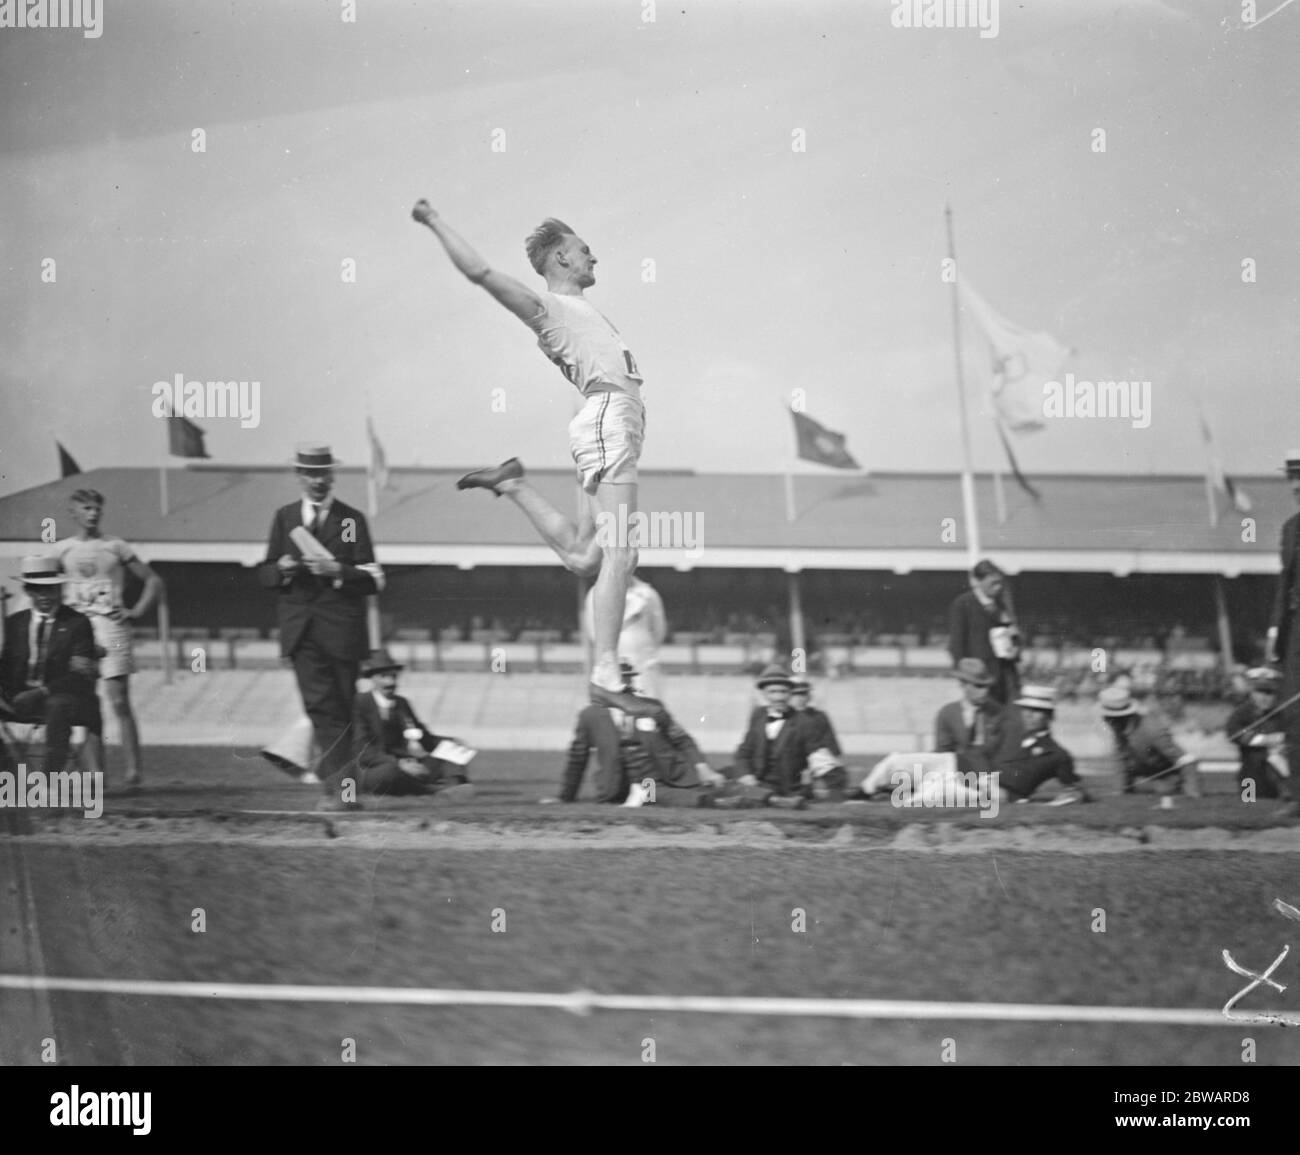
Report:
372,688,394,710
301,496,334,523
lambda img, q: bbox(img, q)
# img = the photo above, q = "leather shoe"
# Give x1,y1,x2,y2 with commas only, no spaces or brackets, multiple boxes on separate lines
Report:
457,457,524,496
588,682,663,718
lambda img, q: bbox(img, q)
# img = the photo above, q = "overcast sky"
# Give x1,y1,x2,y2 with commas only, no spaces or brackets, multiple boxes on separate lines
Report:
1,0,1297,498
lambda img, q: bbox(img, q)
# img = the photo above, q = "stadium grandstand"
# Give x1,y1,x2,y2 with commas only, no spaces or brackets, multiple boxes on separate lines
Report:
0,463,1287,703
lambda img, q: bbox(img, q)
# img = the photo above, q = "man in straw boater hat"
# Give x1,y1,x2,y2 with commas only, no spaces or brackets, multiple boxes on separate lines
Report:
1098,684,1202,798
994,684,1089,805
1226,666,1290,803
411,200,660,724
0,556,104,778
257,443,384,811
350,648,474,801
1265,447,1300,814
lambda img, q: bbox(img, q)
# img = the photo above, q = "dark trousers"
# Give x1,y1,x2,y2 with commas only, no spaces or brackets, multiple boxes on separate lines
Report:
990,660,1021,706
9,692,103,775
291,638,359,791
359,755,463,796
1284,623,1300,798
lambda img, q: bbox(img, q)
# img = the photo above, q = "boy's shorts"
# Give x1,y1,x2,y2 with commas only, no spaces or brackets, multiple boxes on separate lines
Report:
90,614,136,678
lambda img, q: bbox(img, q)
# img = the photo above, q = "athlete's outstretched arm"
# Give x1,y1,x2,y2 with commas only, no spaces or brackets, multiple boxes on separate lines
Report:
412,199,542,324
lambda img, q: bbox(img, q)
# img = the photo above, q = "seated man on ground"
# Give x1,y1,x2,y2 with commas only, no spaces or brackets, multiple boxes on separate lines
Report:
1099,684,1202,798
0,556,103,778
719,664,816,809
552,661,727,806
846,684,1084,808
933,657,1021,773
350,649,474,799
789,679,849,801
1226,666,1290,802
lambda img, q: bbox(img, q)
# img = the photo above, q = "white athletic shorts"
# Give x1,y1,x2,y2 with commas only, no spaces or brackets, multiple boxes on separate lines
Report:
90,614,136,678
568,389,645,495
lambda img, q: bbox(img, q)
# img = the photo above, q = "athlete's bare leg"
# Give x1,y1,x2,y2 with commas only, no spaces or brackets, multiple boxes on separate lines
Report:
581,481,637,694
497,479,603,578
104,676,143,784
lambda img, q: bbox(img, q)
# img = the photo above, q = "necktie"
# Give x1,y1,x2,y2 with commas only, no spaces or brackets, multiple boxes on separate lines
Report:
969,712,984,747
31,615,50,683
310,503,324,534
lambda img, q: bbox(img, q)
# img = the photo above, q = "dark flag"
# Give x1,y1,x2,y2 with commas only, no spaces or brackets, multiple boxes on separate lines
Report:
790,409,860,470
56,440,81,477
168,414,210,458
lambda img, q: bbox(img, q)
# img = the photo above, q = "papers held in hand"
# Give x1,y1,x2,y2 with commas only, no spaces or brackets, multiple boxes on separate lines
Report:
289,526,334,560
433,740,477,767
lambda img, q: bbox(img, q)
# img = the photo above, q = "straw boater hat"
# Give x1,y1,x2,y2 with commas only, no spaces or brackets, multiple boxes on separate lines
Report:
790,678,811,695
756,663,794,689
1099,685,1139,717
361,648,404,677
1245,666,1282,691
1281,449,1300,477
292,442,342,471
953,657,994,686
18,555,69,586
1014,685,1058,713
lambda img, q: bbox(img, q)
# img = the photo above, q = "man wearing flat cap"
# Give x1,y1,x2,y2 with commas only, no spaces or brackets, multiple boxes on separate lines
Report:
258,443,384,808
0,556,103,777
933,657,1021,774
1266,448,1300,807
1226,667,1289,802
351,649,473,799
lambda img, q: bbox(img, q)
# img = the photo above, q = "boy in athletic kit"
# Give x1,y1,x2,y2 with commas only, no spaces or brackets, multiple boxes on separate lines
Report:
412,200,656,716
56,488,165,785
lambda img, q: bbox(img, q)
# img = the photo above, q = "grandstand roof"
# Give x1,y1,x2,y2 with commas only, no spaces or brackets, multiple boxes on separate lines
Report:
0,465,1291,575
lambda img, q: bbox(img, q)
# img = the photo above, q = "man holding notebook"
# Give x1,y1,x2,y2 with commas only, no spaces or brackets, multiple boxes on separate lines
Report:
257,443,384,809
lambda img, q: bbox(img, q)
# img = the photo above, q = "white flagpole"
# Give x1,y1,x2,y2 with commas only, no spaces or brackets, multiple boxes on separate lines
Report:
159,463,168,518
945,205,980,566
784,466,797,522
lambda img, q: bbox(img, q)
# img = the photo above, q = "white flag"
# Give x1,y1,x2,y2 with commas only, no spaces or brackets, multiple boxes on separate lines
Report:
959,280,1072,433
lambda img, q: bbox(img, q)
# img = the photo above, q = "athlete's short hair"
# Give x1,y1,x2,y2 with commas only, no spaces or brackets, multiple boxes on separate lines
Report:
70,488,104,507
525,218,576,275
971,559,1002,580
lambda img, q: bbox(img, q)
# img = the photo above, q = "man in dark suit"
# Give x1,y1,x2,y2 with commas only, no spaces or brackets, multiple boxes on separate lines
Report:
351,649,473,799
555,662,726,806
1266,448,1300,814
947,559,1022,704
725,664,814,807
1226,667,1288,801
933,657,1021,773
257,443,384,809
789,678,849,801
0,556,103,777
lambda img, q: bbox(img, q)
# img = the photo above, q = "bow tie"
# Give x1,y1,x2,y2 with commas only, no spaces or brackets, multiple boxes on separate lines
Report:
767,709,788,721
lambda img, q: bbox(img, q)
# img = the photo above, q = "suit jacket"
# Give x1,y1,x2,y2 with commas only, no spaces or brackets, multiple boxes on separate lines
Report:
563,704,707,803
1,605,98,701
995,729,1079,800
351,690,444,771
947,589,1020,671
795,705,841,756
934,699,1021,771
1272,511,1300,660
257,499,379,661
1226,699,1285,781
733,706,815,794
